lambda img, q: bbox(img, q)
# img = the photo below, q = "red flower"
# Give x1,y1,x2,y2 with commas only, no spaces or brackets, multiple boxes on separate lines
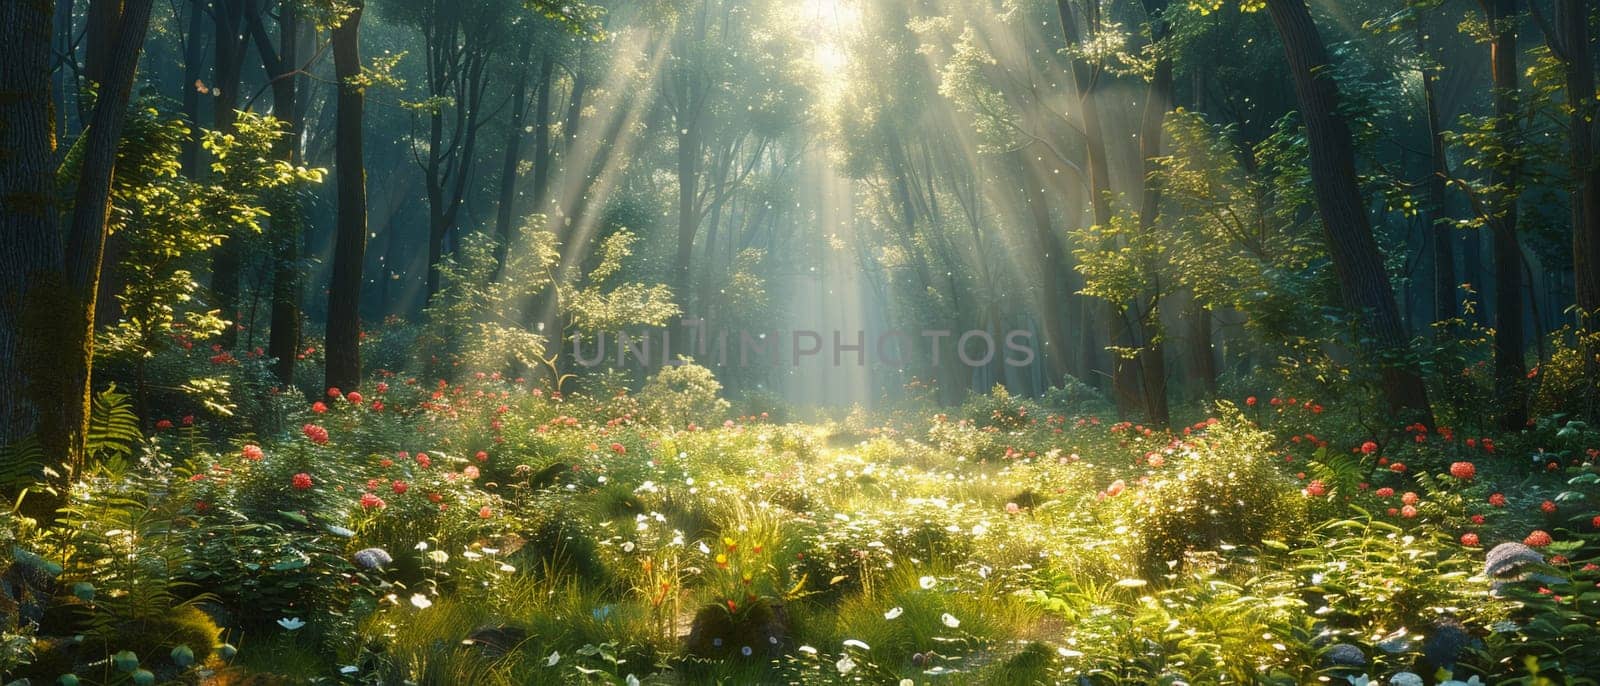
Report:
1525,530,1553,547
311,401,328,414
360,492,386,510
1471,514,1486,524
416,453,431,468
428,492,443,503
327,387,342,398
376,382,389,393
1401,492,1419,506
1375,487,1395,498
241,444,264,461
475,450,488,462
1400,505,1418,518
1460,532,1480,547
610,442,626,454
1245,396,1257,406
182,415,195,426
1305,480,1326,497
1449,462,1476,480
1466,438,1477,448
463,465,480,480
302,423,329,444
478,506,493,519
346,391,363,404
1489,492,1507,507
1389,462,1407,473
1360,441,1378,455
1105,479,1126,497
291,472,313,490
156,419,174,430
1541,500,1558,514
371,400,384,411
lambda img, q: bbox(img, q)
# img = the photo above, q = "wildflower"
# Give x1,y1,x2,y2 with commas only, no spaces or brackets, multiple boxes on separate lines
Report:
1389,462,1407,473
327,387,342,398
884,607,903,620
346,391,363,404
1541,500,1558,513
242,444,264,461
181,415,195,426
301,423,329,444
1305,480,1326,497
1471,514,1485,524
1401,492,1419,506
376,381,389,393
1401,505,1418,518
919,576,936,590
835,655,856,675
611,442,626,454
475,450,488,462
156,419,174,430
940,613,960,628
1489,493,1507,507
291,473,313,490
1460,532,1479,547
1246,396,1257,406
277,617,306,631
463,465,479,480
1390,673,1423,686
360,493,386,509
416,453,432,468
1105,479,1126,497
1005,502,1021,514
1525,530,1553,547
546,651,560,667
311,401,328,414
1449,462,1476,480
478,505,493,518
410,594,432,609
1375,487,1395,498
391,480,408,495
1361,441,1378,455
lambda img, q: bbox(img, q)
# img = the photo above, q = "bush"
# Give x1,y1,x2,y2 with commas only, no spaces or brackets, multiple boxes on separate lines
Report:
637,360,730,428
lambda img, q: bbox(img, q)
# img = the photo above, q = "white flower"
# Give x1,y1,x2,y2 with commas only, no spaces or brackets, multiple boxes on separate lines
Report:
797,645,817,655
339,666,359,674
842,639,870,651
427,550,449,564
941,613,961,628
836,655,856,675
626,676,640,686
883,607,904,620
622,541,636,553
698,541,711,554
899,680,914,686
410,593,432,609
919,576,936,590
546,651,560,666
741,646,753,656
277,617,306,631
1389,674,1423,686
414,541,429,551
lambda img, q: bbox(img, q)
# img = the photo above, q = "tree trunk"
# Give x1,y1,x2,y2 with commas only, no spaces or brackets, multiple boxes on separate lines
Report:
1417,22,1457,325
179,0,207,176
1560,0,1600,415
1135,0,1172,427
325,0,367,392
208,0,249,348
530,50,556,213
1015,150,1073,386
0,0,63,449
1483,0,1527,428
257,0,304,387
494,40,534,276
1057,0,1140,415
1263,0,1434,422
59,0,156,468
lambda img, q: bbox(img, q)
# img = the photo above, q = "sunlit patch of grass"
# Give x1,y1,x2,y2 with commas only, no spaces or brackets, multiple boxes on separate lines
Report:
228,633,330,681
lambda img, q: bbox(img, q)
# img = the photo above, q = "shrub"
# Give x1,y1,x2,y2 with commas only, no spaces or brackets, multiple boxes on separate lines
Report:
637,360,730,428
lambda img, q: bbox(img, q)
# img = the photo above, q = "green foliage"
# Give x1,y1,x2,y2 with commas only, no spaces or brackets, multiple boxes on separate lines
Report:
637,359,730,428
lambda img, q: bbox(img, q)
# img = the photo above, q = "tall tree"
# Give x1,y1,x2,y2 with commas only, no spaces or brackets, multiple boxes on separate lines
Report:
208,0,253,348
1134,0,1174,426
1261,0,1434,420
1557,0,1600,413
249,0,309,386
0,0,156,469
1481,0,1527,428
325,0,367,391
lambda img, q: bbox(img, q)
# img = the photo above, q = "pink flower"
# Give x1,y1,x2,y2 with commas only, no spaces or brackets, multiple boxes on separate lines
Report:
1489,493,1507,507
1461,532,1480,547
610,442,626,455
1005,502,1021,514
1105,479,1126,497
241,444,264,461
311,401,328,414
1375,487,1394,498
1401,492,1419,506
346,391,363,404
478,506,493,519
463,465,479,480
1526,530,1553,547
1449,462,1476,480
391,480,409,494
360,492,386,510
1360,441,1378,455
376,382,389,393
475,450,488,462
327,387,342,398
291,473,313,490
1305,480,1326,497
1400,505,1418,518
